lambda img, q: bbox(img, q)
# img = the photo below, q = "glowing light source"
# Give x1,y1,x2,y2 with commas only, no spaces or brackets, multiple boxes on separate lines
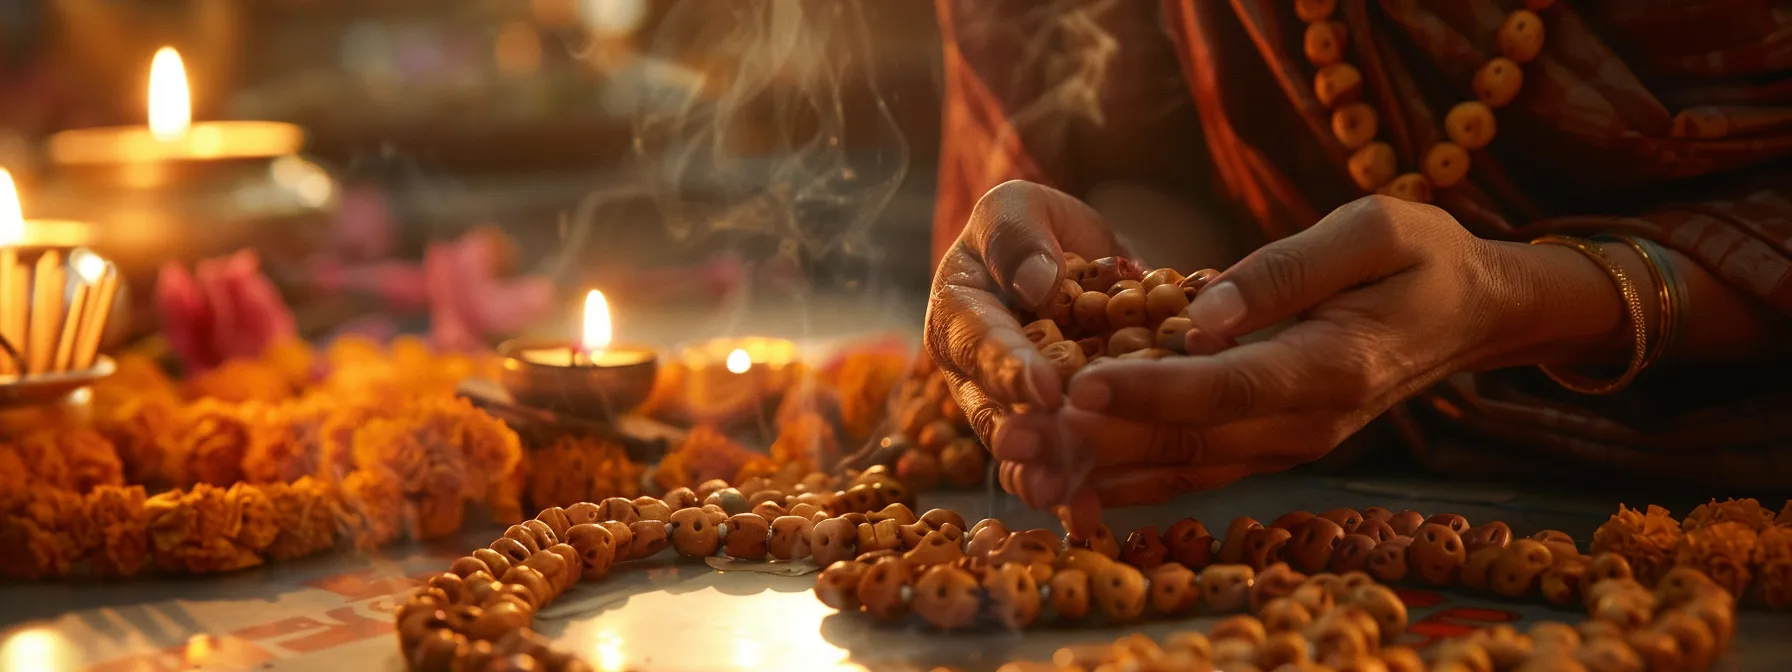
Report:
582,289,612,353
0,169,22,246
579,0,648,35
725,348,751,374
1,628,77,672
148,47,192,141
71,249,107,285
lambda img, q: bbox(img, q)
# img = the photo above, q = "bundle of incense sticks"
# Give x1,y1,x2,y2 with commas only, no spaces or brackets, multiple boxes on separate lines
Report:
0,246,118,378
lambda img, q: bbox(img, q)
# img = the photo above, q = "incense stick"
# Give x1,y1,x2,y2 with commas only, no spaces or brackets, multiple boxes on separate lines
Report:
27,250,63,374
53,284,88,372
74,265,118,370
0,248,16,375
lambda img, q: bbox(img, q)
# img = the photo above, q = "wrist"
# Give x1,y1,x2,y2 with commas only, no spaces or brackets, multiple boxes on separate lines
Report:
1475,239,1657,370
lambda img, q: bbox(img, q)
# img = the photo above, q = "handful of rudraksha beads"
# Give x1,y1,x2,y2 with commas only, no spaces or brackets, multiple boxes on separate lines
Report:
1020,253,1223,380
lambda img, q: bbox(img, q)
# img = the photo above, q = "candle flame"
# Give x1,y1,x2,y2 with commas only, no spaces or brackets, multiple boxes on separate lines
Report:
582,290,612,353
0,169,22,246
148,47,192,141
726,348,751,374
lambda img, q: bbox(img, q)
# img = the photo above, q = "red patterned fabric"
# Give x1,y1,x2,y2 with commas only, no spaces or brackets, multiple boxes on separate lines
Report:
934,0,1792,486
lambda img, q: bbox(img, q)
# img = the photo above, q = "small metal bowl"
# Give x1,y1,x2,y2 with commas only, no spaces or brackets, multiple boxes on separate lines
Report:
497,338,659,421
0,356,116,407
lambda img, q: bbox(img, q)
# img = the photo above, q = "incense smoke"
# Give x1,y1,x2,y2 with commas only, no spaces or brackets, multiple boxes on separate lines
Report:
553,0,909,294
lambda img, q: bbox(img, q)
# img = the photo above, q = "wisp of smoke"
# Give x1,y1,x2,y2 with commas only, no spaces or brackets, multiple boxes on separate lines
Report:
624,0,908,266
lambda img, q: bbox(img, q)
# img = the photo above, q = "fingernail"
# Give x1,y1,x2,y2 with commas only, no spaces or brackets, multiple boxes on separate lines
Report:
1011,253,1057,309
1068,379,1111,412
1024,468,1065,507
1184,280,1246,333
1000,427,1042,461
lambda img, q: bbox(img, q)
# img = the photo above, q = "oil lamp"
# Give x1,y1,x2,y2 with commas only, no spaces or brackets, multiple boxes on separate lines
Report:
497,290,660,419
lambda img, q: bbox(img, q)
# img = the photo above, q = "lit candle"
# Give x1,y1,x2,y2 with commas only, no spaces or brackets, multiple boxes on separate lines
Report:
46,47,306,186
678,336,799,425
498,290,660,419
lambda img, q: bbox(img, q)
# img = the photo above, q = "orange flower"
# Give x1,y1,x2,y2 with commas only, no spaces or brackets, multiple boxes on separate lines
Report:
95,394,179,485
339,468,407,549
186,359,295,404
228,483,281,553
262,477,343,561
1675,521,1758,599
1777,500,1791,527
12,428,124,493
770,411,841,471
145,484,263,574
0,486,86,579
414,467,468,540
83,485,149,577
654,426,755,492
1683,498,1776,533
527,436,640,509
1591,504,1684,586
831,352,907,441
165,400,254,487
1757,526,1792,609
240,403,320,484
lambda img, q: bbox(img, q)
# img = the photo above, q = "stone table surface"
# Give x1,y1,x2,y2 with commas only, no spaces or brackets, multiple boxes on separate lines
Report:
2,472,1789,672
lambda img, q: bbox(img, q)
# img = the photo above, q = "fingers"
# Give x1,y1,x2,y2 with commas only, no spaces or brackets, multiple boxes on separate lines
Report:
1054,489,1103,540
1184,195,1441,339
926,252,1063,411
962,180,1122,311
1065,320,1376,425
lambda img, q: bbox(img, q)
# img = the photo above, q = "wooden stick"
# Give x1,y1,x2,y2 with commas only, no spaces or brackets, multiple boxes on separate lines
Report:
0,248,16,375
73,266,117,371
27,250,63,374
53,284,88,372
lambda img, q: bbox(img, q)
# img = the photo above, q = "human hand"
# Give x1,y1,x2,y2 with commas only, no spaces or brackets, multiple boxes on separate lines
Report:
922,180,1141,507
1009,195,1555,535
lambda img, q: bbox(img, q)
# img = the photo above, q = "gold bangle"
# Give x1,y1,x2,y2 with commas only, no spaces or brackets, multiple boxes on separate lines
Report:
1595,234,1673,369
1530,234,1650,395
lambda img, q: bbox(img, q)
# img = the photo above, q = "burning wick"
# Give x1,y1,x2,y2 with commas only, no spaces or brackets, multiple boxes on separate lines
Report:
726,348,750,374
147,47,191,142
577,289,612,367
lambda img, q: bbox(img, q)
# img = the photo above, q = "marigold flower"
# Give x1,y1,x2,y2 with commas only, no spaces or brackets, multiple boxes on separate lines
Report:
164,400,254,487
185,359,295,404
1675,521,1758,599
262,477,343,561
527,436,640,509
83,485,150,577
1591,504,1684,586
654,426,755,492
11,428,124,493
1683,498,1776,533
770,411,840,471
1756,526,1792,609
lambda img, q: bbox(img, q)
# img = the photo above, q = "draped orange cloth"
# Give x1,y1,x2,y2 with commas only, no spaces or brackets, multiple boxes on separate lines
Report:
933,0,1792,487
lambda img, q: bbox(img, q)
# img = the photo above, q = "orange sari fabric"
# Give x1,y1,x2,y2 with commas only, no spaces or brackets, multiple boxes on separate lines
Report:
933,0,1792,486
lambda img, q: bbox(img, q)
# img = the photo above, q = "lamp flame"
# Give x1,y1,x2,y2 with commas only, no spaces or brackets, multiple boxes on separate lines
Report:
725,348,750,374
0,169,22,246
148,47,192,141
581,290,612,353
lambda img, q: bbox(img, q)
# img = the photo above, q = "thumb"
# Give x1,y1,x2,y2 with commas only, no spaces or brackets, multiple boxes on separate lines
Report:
1182,195,1420,338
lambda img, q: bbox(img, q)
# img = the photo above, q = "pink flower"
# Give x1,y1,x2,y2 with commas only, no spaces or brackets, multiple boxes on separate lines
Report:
156,250,296,373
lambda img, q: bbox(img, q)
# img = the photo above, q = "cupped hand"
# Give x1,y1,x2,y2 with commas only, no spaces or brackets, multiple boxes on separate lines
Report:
923,180,1129,496
1007,195,1541,536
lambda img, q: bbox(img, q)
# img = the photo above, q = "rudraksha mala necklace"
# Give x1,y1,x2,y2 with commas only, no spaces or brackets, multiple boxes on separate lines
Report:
393,460,1772,672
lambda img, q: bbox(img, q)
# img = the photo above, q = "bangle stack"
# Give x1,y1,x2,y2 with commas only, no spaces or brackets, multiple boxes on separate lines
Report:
1596,234,1686,371
1530,235,1652,395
